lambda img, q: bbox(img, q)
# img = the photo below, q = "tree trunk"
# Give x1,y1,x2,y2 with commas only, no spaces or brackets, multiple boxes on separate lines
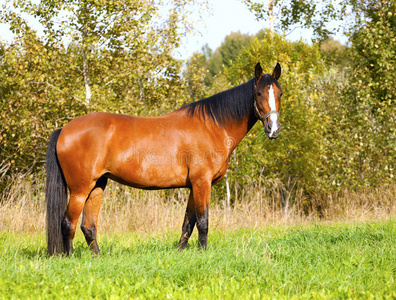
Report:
269,0,275,35
225,171,231,207
82,50,91,106
82,4,91,106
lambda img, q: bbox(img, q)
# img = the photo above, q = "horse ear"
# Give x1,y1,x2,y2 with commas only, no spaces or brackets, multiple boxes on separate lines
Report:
255,63,263,82
272,63,281,80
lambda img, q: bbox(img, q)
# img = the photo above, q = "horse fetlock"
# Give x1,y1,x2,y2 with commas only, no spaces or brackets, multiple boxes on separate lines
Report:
81,224,96,241
196,211,209,233
198,233,208,250
61,216,73,239
60,217,74,255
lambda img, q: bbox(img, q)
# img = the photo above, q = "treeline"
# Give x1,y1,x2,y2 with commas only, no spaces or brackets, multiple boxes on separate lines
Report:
0,0,395,203
0,0,194,183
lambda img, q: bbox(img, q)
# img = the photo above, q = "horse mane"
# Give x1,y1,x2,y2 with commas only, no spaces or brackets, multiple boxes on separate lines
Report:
181,74,281,127
181,78,256,127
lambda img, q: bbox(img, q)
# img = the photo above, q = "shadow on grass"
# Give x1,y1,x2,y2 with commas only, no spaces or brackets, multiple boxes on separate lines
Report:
18,238,201,260
20,246,47,259
98,238,199,256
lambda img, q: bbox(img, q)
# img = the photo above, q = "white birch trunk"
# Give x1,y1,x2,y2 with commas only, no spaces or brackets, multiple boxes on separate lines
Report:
82,50,91,106
269,0,275,35
225,171,231,207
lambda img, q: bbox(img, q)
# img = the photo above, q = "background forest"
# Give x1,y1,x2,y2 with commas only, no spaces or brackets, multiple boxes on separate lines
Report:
0,0,395,216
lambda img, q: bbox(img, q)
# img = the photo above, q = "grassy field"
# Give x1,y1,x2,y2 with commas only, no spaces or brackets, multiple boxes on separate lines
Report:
1,220,396,299
1,181,396,298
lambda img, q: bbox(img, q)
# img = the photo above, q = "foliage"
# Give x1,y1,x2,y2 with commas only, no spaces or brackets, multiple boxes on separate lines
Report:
0,0,394,203
0,31,86,179
0,0,203,183
308,0,396,192
215,31,326,198
320,37,348,66
1,221,396,298
209,18,394,201
349,0,396,108
184,31,254,92
213,0,394,199
340,0,396,188
242,0,347,40
183,52,210,103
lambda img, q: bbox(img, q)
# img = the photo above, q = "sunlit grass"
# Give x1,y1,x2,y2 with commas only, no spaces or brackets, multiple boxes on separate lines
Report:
1,179,396,298
1,221,395,298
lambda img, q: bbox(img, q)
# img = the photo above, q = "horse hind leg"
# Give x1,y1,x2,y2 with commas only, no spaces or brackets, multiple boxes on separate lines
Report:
178,190,197,250
81,176,107,255
62,192,89,255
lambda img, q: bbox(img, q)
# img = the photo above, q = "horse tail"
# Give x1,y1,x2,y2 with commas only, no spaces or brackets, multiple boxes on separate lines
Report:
45,128,67,256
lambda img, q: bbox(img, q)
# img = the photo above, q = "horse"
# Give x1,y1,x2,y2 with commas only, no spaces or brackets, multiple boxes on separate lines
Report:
45,62,283,256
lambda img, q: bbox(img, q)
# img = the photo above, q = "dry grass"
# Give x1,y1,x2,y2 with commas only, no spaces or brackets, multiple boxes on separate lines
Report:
1,174,396,235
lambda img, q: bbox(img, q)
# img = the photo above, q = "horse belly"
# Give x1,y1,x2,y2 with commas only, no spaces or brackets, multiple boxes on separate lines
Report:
108,152,190,189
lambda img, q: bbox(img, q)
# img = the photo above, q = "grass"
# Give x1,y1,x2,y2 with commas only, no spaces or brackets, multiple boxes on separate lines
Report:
1,178,396,298
1,221,396,299
2,177,396,235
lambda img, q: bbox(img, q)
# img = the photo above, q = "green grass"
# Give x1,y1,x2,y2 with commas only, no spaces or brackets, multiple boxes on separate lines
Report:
1,221,396,299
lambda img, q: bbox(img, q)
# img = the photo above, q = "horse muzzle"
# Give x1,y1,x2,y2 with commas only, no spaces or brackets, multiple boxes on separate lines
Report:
264,120,281,139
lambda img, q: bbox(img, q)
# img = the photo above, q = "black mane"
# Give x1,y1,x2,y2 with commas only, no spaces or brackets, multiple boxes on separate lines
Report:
181,78,256,127
181,74,281,127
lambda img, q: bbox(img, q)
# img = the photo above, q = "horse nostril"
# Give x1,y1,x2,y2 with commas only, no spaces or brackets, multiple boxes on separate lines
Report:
265,121,272,133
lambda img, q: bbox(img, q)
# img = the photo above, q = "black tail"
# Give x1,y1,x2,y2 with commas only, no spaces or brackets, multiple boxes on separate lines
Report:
46,129,67,256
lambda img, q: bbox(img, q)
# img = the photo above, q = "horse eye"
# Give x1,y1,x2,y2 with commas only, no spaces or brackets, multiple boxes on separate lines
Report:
257,92,261,96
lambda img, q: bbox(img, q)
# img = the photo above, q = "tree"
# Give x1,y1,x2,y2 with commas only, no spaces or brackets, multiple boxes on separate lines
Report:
2,0,194,107
0,29,86,180
0,0,205,186
319,37,348,66
349,0,396,108
184,31,254,96
342,0,396,187
214,31,327,201
242,0,347,41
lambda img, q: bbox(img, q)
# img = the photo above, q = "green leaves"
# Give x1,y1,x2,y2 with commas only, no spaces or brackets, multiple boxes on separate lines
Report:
211,19,394,200
218,32,326,197
0,0,204,186
341,0,396,188
242,0,347,41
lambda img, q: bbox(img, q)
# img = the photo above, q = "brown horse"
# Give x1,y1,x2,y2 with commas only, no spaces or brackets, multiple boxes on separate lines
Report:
46,62,282,256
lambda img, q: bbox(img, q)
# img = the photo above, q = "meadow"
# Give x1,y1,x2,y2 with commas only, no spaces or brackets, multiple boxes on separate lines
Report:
1,180,396,298
1,221,396,299
1,0,395,298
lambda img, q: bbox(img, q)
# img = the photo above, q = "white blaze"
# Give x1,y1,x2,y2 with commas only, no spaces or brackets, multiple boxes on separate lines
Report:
268,84,279,136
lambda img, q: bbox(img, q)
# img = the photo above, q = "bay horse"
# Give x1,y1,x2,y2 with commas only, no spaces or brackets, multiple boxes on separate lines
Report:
46,62,282,256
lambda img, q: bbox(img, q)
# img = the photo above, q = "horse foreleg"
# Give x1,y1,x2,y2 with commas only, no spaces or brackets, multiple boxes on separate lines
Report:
192,179,211,250
81,177,107,255
178,190,196,250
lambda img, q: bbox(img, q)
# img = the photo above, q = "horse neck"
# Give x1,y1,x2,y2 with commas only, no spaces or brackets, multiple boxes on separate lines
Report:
223,110,258,152
218,79,258,152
